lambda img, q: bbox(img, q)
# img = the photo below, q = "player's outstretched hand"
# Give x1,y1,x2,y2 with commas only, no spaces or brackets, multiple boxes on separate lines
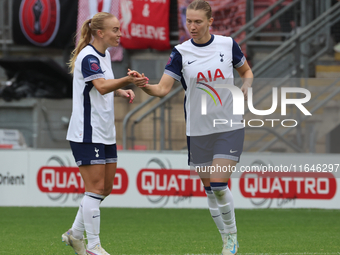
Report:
116,89,135,104
127,69,149,88
241,83,251,101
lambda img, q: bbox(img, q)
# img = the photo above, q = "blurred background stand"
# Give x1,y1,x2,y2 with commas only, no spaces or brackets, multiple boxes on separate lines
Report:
0,57,72,148
0,128,27,149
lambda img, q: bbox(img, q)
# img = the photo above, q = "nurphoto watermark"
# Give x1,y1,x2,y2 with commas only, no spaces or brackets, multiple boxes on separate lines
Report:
200,83,312,128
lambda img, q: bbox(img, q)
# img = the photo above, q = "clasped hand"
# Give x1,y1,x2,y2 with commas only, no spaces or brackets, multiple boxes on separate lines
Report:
127,69,148,88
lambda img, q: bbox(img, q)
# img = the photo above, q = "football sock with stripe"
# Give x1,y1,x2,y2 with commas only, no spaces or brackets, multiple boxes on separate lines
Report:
211,182,237,234
205,186,226,241
83,192,105,250
71,196,85,240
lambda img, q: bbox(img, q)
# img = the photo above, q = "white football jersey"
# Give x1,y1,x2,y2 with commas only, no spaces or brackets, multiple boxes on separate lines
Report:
67,44,116,144
165,35,245,136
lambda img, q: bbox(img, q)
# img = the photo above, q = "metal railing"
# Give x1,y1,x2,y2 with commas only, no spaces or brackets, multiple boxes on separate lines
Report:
233,0,302,46
122,85,182,150
242,1,340,114
122,96,157,150
232,0,288,40
252,1,340,77
258,78,340,152
244,77,340,152
243,2,340,152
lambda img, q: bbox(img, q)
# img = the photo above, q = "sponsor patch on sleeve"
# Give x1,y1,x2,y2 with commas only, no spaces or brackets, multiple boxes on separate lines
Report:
166,52,174,66
88,58,100,72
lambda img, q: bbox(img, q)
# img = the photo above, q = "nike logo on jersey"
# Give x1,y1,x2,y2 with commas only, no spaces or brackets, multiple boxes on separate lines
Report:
230,150,237,153
92,215,100,218
188,60,197,64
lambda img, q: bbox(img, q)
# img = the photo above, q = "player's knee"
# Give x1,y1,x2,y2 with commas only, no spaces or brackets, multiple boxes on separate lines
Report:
211,182,228,199
90,180,106,195
90,183,105,196
95,188,105,196
212,189,226,198
103,186,112,196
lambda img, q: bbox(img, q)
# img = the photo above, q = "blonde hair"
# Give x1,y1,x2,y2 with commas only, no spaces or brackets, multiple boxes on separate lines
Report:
187,0,212,19
68,12,115,73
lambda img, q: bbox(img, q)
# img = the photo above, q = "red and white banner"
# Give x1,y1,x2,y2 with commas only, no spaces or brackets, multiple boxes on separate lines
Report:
239,172,336,200
137,169,206,197
37,166,128,195
120,0,171,50
0,150,339,208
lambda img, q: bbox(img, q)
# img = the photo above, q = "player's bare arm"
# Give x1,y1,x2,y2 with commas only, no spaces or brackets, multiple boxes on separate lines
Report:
141,74,175,98
115,89,135,104
128,70,175,98
236,61,253,101
92,75,147,95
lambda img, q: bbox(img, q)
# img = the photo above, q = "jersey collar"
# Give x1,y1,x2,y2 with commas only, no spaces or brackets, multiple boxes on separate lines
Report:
88,44,106,57
191,34,214,47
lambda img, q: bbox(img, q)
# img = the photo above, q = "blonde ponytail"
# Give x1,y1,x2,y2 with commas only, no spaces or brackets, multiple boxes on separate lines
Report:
68,19,92,73
68,12,115,74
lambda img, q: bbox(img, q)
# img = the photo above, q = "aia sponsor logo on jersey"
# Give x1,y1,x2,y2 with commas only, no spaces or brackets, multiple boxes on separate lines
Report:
239,172,336,199
37,166,128,194
19,0,60,46
197,69,225,83
196,69,225,107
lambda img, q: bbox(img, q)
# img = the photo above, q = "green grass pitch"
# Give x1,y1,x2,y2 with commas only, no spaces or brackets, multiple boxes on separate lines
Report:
0,207,339,254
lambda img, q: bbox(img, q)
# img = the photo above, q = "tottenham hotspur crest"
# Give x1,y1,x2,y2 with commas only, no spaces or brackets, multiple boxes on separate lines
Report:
95,147,99,158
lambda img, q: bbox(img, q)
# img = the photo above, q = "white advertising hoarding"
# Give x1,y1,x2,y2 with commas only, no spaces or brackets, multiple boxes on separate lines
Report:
0,150,339,209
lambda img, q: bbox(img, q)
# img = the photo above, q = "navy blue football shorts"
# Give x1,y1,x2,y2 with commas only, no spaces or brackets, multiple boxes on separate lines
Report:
187,128,244,167
69,141,117,166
